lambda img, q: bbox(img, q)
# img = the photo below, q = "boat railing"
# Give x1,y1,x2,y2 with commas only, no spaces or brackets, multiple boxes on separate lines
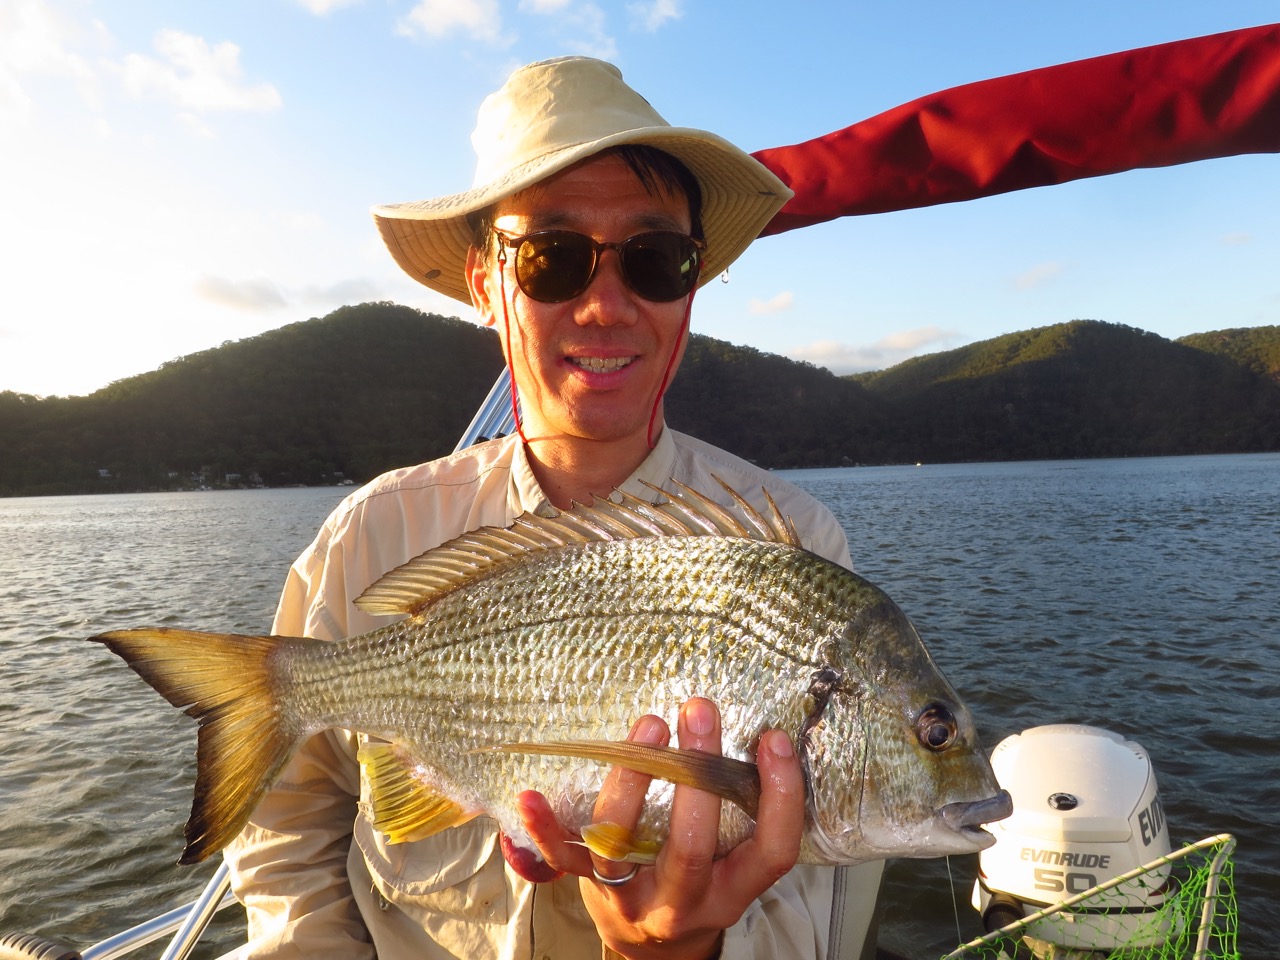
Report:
0,862,236,960
453,370,517,452
85,861,234,960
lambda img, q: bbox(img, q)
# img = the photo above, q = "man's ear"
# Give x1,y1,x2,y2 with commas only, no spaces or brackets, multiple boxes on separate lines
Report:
466,246,498,328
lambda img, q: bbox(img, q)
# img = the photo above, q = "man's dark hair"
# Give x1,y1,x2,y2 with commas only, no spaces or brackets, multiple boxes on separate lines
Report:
467,145,704,264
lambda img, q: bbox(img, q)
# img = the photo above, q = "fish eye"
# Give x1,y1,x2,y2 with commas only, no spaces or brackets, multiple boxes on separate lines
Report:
915,703,958,752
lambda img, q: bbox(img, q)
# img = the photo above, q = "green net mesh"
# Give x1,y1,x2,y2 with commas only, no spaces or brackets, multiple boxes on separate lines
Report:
940,835,1238,960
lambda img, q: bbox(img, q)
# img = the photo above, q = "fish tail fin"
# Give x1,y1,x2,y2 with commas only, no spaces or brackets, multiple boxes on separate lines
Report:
90,627,300,864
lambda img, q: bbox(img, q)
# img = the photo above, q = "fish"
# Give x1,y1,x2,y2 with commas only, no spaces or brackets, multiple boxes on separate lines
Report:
90,478,1012,877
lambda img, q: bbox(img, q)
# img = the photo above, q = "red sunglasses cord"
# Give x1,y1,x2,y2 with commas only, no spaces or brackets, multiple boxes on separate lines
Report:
497,252,698,453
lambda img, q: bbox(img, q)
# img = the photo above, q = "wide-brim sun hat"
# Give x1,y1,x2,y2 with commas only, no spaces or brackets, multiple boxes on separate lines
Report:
372,56,794,305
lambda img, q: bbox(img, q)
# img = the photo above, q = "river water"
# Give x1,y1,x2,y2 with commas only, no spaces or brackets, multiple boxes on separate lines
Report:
1,454,1275,957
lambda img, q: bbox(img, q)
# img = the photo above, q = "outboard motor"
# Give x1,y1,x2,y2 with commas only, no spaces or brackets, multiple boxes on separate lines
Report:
972,725,1175,956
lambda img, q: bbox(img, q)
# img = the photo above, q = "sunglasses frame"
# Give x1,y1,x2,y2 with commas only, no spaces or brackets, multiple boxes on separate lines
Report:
492,229,704,304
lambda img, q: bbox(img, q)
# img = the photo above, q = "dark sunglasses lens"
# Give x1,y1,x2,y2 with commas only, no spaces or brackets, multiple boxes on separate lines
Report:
515,233,595,302
512,231,700,303
620,233,700,302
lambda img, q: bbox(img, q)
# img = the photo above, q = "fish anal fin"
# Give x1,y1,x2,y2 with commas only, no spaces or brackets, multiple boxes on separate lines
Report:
576,821,661,864
485,740,761,821
358,743,476,844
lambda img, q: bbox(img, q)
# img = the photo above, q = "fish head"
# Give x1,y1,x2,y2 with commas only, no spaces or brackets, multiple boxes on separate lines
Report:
799,589,1011,864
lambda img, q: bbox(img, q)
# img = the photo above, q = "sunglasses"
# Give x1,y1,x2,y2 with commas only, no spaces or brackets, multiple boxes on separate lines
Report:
493,229,704,303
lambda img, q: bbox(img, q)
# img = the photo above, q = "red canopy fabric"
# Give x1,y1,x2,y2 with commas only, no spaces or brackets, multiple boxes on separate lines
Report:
754,23,1280,235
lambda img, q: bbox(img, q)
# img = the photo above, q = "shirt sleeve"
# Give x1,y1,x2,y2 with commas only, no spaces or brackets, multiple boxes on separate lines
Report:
718,865,833,959
222,529,376,960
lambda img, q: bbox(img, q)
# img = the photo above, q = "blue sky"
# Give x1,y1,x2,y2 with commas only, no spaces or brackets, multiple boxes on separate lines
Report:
2,0,1276,397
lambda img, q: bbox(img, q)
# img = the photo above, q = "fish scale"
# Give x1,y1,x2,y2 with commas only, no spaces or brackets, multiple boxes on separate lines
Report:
91,479,1010,867
273,536,910,850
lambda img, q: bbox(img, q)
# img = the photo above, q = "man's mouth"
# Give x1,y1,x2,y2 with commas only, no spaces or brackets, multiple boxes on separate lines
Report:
567,356,636,373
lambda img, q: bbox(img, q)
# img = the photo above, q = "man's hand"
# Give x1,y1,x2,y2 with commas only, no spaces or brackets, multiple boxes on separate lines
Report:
518,698,806,959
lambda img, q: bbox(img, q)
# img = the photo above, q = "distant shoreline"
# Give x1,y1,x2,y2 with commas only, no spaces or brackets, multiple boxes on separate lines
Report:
8,449,1276,500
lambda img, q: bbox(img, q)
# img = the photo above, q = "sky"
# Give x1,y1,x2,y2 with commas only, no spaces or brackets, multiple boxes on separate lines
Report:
2,0,1277,398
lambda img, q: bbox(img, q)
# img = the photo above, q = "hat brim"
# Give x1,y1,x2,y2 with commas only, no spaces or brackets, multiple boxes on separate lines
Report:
372,126,793,305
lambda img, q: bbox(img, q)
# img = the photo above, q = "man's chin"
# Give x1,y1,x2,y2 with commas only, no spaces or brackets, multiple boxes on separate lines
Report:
526,415,653,449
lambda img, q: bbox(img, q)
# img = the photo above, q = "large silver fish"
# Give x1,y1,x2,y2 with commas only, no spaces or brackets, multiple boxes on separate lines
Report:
91,479,1011,875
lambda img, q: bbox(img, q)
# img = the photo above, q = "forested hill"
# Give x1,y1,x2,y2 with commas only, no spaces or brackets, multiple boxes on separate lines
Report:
1178,326,1280,384
1,305,1277,496
1,304,506,496
850,320,1280,463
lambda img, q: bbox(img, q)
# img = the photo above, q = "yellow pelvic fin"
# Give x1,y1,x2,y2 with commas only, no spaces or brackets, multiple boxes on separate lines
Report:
358,742,475,844
484,740,761,820
575,821,661,864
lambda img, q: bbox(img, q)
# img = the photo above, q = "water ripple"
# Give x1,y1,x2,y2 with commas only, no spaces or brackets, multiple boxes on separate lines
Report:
787,453,1280,955
0,487,346,949
4,460,1277,955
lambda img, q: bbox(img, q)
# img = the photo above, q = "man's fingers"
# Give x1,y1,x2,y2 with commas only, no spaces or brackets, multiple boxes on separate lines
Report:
592,714,668,824
587,714,668,882
720,729,806,898
521,704,805,914
657,698,724,881
517,789,584,877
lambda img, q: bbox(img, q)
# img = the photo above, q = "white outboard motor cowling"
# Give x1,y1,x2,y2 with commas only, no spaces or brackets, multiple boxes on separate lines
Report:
972,724,1175,953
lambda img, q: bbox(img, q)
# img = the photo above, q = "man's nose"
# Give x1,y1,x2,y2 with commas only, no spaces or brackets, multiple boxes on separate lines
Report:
574,249,639,327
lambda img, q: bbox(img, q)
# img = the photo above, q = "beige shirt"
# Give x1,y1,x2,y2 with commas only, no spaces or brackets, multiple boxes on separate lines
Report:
224,428,882,960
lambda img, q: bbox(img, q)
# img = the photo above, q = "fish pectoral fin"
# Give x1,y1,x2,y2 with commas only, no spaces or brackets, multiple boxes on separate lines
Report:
486,740,761,820
573,821,661,864
357,743,476,844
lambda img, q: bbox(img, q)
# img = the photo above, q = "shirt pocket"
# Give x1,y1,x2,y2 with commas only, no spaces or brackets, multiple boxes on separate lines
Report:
354,811,510,924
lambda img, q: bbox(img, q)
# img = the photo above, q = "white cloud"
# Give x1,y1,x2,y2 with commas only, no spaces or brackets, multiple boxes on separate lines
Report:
118,29,282,114
520,0,616,59
570,4,616,59
1013,260,1063,291
175,110,215,138
878,327,955,351
398,0,508,45
747,291,793,315
0,0,103,122
194,276,288,311
789,326,960,375
0,68,33,121
194,275,387,315
298,278,384,307
295,0,366,13
1220,232,1252,246
628,0,682,31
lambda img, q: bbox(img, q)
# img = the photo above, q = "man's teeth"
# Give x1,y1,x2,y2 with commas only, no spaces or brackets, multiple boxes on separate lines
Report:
570,356,634,372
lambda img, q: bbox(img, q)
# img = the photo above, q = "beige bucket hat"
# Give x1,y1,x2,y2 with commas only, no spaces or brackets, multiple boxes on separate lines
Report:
372,56,793,304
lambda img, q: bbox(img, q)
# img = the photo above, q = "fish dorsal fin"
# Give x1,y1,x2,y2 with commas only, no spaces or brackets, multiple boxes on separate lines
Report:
354,476,800,617
357,742,477,844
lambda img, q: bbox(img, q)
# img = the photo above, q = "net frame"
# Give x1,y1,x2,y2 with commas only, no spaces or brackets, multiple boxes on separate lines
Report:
941,834,1238,960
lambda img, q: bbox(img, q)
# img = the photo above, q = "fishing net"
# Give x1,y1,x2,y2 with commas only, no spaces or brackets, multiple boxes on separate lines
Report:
940,834,1238,960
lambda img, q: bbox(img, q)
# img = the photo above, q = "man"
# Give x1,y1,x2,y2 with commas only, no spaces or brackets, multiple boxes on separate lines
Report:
225,56,883,959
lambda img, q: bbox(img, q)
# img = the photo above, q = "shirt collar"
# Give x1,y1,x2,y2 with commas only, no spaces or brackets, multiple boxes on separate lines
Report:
619,425,678,501
509,438,556,517
508,425,679,516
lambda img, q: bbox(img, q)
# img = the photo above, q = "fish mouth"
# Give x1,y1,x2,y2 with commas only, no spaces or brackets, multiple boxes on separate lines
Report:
941,789,1013,847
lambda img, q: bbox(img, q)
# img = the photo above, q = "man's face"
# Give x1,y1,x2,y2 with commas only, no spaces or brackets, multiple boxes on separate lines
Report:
467,152,694,449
